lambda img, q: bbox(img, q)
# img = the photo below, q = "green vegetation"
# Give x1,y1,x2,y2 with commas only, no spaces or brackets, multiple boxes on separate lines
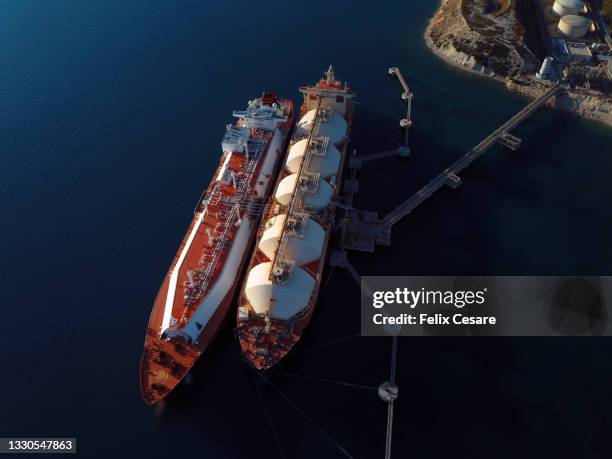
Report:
603,0,612,27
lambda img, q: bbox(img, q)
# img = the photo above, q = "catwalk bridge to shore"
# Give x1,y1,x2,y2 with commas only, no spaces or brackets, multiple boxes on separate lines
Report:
337,76,563,252
381,81,562,228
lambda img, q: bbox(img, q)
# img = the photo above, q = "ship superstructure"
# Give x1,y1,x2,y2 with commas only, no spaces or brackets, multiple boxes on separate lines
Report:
237,67,354,369
140,92,294,403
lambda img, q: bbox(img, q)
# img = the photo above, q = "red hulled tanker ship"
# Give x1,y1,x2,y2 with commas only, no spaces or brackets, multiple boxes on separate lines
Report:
237,67,354,369
140,93,294,403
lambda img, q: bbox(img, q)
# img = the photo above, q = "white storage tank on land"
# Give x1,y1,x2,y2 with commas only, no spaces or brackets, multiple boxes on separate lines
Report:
274,173,333,209
258,214,325,265
296,109,347,145
552,0,584,17
285,139,341,178
244,262,315,320
558,15,591,38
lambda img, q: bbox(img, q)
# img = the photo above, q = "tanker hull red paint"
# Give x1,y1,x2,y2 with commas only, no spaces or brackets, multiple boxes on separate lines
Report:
141,273,236,404
140,94,294,404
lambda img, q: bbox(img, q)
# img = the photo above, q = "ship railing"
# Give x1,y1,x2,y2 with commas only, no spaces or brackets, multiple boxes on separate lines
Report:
177,130,274,323
299,171,321,195
242,197,264,209
185,206,239,308
246,138,265,160
176,130,273,317
218,195,241,207
309,136,329,157
322,207,335,229
285,212,309,239
194,186,212,214
243,198,266,219
206,183,223,206
268,97,327,286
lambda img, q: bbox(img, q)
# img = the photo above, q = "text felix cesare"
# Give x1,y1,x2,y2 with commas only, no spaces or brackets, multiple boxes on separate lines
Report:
371,288,497,326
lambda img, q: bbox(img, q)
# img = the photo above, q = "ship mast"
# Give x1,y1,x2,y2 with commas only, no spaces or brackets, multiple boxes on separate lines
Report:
325,65,334,84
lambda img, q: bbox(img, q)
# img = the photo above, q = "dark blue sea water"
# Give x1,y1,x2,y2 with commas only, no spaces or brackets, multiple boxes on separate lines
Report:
1,1,612,458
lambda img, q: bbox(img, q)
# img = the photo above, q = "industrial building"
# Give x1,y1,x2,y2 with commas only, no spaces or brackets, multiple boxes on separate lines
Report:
535,0,611,91
565,41,594,61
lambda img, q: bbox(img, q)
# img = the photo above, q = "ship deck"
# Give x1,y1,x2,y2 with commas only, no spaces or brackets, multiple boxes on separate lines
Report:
238,72,354,370
141,97,295,403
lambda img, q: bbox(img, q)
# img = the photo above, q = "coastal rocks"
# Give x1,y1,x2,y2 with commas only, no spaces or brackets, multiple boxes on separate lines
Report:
426,0,612,128
426,0,538,77
506,81,612,126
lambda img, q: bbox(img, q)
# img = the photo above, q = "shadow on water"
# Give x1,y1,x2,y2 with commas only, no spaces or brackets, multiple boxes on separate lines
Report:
2,0,612,457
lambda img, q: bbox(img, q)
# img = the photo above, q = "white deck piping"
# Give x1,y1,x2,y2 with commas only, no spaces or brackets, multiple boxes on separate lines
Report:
160,152,234,333
161,211,205,333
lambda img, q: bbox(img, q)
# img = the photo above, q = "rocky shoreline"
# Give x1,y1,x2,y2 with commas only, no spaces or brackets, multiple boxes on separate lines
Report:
425,0,612,127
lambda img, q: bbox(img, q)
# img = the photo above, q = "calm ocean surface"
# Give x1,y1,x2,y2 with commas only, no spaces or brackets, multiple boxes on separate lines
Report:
1,1,611,458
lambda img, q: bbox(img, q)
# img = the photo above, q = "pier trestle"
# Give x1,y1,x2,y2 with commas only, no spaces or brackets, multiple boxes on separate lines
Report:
336,79,563,251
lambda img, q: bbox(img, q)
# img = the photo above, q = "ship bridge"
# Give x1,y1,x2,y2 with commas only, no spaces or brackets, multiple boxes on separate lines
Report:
299,65,355,116
233,98,287,131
